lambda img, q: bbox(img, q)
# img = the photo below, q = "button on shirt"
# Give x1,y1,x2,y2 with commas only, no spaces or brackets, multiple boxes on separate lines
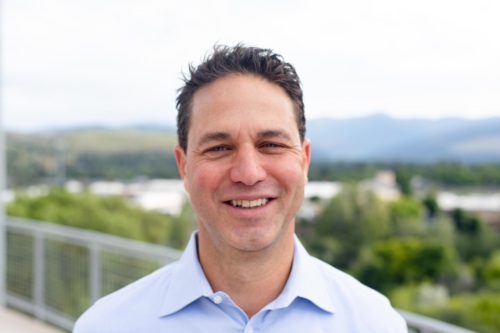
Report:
74,232,407,332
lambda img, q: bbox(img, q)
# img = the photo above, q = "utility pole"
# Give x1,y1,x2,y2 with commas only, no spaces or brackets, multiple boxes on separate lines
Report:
0,0,7,307
55,137,66,187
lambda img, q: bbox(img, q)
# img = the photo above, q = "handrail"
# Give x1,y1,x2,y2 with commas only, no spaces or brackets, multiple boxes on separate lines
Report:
5,216,182,331
7,216,182,260
4,216,477,332
399,309,477,333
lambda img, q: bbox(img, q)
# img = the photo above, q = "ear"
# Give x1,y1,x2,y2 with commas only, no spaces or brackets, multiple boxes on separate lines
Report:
302,138,311,183
174,144,190,193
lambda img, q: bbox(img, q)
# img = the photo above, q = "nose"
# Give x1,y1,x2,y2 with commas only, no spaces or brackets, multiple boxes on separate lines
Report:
229,146,267,185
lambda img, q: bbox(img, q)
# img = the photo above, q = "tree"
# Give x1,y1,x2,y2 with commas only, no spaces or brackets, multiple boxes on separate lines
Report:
422,193,439,219
387,196,424,237
451,209,497,262
353,238,458,292
394,166,413,196
6,188,195,249
310,185,390,269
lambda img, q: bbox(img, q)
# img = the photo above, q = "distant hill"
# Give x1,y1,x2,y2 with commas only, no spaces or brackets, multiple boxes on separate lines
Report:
6,127,179,186
307,114,500,163
6,118,500,187
7,114,500,173
9,126,177,155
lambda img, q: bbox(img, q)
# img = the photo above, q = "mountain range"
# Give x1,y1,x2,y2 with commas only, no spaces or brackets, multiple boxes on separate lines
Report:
11,113,500,164
306,114,500,163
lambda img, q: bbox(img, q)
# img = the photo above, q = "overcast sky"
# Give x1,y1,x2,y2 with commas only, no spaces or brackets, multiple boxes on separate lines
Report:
2,0,500,131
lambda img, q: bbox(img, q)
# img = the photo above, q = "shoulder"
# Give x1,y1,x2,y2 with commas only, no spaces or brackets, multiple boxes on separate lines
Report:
311,257,407,332
73,262,177,333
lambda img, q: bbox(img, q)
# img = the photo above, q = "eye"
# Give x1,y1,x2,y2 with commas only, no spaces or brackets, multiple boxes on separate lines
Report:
260,142,283,148
209,146,228,151
203,145,231,155
259,142,288,154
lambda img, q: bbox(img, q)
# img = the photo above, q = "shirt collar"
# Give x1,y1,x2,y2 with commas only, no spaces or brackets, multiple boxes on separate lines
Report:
271,236,337,314
159,232,337,317
159,232,213,317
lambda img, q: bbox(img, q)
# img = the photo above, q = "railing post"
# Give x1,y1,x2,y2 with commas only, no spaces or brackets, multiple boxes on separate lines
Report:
33,229,46,320
90,242,101,304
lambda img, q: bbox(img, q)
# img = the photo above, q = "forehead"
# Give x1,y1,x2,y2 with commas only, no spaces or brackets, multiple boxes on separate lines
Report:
192,74,295,118
193,74,291,109
189,74,298,141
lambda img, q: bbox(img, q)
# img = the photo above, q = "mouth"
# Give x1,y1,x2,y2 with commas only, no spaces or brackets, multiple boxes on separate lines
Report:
226,198,272,209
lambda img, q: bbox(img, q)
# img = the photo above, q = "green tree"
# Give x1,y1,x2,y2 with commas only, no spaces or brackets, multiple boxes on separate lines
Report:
451,209,497,262
482,250,500,291
6,188,195,249
387,196,424,237
422,193,439,219
354,238,457,292
310,185,390,269
394,166,413,196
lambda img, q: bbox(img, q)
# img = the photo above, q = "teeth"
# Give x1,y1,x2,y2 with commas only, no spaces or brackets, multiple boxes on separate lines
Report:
230,198,269,208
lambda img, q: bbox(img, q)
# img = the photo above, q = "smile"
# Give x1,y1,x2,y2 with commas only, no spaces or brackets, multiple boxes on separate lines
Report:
229,198,269,208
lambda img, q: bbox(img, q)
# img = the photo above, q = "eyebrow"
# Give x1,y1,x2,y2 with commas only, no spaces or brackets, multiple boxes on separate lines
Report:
197,132,230,147
196,129,293,147
257,129,293,141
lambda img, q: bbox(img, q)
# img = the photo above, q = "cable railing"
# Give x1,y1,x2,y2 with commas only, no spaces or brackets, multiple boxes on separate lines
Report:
4,216,476,332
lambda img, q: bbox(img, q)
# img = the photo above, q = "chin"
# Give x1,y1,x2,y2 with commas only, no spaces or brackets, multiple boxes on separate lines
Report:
230,230,281,252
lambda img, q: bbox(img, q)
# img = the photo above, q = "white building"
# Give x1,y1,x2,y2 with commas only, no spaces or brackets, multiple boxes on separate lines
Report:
438,191,500,229
130,179,188,215
360,170,401,201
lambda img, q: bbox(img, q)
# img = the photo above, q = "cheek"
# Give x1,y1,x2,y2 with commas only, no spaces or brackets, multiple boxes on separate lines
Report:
273,161,307,201
274,159,305,182
188,166,223,199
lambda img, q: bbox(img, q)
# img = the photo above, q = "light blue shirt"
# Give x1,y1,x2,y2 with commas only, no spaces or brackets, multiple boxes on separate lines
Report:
74,232,407,332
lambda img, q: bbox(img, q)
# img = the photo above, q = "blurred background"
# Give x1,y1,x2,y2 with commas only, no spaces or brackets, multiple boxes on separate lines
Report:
1,1,500,332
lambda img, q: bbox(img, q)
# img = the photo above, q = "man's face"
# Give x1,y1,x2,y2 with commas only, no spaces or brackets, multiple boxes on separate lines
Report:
175,74,310,254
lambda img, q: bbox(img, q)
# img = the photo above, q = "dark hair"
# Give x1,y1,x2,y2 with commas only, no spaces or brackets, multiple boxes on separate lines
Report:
176,44,305,151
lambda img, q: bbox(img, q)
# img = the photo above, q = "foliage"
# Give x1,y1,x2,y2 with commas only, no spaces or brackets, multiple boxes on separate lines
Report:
308,161,500,188
308,162,379,182
6,188,196,249
422,193,439,219
482,250,500,291
451,208,498,262
387,196,425,237
69,151,180,180
395,168,413,196
309,185,390,269
7,133,55,186
298,184,500,332
391,287,500,333
353,238,457,292
389,196,423,222
392,162,500,188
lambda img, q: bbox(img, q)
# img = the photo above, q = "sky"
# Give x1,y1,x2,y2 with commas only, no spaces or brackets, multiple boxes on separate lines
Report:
2,0,500,132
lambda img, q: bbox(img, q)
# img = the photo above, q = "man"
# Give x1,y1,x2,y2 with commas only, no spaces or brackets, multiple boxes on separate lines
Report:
74,44,407,332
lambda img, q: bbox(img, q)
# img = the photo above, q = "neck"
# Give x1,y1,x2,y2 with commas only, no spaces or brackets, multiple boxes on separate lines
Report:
197,229,295,318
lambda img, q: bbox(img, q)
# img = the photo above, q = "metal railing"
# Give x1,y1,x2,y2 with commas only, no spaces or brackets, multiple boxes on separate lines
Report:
401,310,477,333
4,216,477,332
5,216,182,331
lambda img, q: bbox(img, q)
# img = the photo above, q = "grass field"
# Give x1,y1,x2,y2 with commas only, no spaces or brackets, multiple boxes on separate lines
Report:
8,129,178,155
64,129,177,154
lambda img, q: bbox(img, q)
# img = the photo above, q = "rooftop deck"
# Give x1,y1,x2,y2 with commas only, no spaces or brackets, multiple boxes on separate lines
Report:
0,307,63,333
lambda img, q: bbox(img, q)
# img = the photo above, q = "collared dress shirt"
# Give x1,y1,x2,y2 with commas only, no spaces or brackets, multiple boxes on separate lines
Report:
74,232,407,332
